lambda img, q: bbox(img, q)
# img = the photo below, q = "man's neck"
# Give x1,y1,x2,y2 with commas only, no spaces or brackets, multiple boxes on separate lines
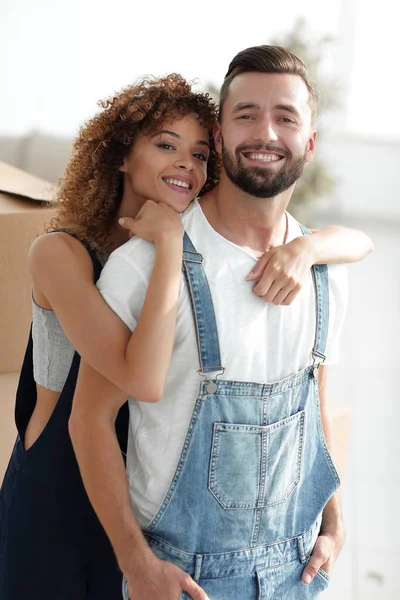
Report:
200,174,294,253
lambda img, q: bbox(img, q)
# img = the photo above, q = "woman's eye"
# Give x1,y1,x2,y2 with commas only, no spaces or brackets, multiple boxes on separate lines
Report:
194,153,208,161
157,142,175,150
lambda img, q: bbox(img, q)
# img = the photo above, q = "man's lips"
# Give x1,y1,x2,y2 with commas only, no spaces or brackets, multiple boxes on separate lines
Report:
241,151,284,164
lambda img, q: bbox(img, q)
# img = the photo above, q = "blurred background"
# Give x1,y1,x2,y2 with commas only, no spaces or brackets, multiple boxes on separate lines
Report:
1,0,398,598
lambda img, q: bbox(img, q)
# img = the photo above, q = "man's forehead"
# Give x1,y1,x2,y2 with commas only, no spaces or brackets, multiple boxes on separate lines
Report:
225,72,310,109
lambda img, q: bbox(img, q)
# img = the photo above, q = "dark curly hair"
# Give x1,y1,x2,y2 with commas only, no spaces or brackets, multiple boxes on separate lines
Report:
49,74,219,252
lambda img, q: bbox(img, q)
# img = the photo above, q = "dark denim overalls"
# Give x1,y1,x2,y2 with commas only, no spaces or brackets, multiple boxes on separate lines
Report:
0,234,128,599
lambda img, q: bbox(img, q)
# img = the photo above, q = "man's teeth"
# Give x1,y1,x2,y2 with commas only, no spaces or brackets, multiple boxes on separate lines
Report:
164,178,190,189
246,153,281,162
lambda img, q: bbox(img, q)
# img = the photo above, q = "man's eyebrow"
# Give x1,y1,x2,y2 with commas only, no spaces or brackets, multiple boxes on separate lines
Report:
232,102,260,112
151,129,210,147
274,104,301,117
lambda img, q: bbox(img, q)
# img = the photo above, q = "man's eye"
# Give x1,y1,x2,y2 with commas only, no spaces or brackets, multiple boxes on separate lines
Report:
237,115,253,120
280,117,295,124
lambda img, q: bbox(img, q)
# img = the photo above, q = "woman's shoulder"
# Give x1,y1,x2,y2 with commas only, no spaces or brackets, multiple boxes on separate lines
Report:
29,230,95,277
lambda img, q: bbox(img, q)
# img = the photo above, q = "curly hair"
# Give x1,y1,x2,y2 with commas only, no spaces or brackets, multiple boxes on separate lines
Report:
49,74,219,253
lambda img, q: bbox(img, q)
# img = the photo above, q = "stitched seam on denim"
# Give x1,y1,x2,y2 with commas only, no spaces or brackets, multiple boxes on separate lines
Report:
182,261,203,371
265,411,304,508
208,424,261,509
145,521,318,559
314,381,341,487
145,395,204,530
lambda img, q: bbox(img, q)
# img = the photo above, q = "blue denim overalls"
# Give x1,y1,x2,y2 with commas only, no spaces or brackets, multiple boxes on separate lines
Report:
0,234,129,599
123,230,340,599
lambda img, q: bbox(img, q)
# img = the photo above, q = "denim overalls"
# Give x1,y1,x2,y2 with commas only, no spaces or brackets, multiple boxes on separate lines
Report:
0,234,128,599
123,230,340,599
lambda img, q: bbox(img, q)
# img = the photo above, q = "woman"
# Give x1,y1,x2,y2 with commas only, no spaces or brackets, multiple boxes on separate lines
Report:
0,73,371,599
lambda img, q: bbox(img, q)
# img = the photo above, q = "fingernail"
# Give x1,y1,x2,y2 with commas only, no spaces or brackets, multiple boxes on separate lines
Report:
303,573,312,584
118,218,124,225
245,272,256,281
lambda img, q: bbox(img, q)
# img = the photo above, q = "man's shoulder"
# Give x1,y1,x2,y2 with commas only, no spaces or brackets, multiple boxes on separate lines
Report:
327,262,348,297
181,199,200,229
108,235,155,269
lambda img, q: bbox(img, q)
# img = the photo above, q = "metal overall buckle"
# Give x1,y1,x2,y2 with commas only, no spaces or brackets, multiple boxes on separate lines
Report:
312,350,326,378
198,367,225,394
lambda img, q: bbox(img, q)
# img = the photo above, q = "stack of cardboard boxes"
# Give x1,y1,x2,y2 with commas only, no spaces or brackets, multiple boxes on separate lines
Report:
0,162,56,480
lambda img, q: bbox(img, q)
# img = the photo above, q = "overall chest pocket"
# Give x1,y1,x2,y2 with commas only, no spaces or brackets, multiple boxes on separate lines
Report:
208,410,305,509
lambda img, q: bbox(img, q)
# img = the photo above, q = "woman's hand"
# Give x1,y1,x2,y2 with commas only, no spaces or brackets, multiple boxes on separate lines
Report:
119,200,183,245
246,237,314,306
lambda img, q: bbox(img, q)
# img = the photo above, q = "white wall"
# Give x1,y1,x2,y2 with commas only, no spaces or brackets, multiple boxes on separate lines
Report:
319,134,400,221
1,0,343,136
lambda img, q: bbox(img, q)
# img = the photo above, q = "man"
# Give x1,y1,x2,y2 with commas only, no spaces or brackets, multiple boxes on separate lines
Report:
70,45,347,599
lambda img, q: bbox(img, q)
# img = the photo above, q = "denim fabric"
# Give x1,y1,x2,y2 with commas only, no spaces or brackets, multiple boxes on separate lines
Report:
124,231,339,599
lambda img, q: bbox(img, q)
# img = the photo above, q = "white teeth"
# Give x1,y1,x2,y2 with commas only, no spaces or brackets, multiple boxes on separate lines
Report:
246,153,281,162
164,178,190,189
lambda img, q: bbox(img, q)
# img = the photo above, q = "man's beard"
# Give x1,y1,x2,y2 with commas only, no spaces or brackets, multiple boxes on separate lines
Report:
221,141,308,198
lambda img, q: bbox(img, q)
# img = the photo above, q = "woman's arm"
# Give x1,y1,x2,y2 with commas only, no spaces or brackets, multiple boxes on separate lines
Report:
29,201,182,401
246,225,373,305
301,225,373,264
69,362,207,600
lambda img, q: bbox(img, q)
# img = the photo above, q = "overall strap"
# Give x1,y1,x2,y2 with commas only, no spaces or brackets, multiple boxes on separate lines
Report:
182,233,224,376
299,224,329,371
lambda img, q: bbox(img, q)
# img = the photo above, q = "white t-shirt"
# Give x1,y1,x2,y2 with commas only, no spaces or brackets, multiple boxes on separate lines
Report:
97,199,348,527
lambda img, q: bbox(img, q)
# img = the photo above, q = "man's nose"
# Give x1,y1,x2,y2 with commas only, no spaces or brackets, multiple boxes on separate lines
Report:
256,117,278,142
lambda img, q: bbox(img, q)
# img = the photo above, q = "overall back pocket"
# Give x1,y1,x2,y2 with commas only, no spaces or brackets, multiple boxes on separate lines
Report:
208,411,305,509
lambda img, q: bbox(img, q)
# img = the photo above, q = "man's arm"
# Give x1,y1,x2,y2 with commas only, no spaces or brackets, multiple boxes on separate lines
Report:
302,365,345,584
69,361,208,600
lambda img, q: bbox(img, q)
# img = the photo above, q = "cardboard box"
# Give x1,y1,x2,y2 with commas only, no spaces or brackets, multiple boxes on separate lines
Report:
0,161,56,373
0,372,18,482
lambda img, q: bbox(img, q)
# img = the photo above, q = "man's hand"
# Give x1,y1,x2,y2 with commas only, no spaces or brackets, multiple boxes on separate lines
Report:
246,237,314,305
302,530,345,584
125,551,209,600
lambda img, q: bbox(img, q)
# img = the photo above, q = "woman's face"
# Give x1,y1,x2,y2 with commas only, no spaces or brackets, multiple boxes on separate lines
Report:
120,113,210,213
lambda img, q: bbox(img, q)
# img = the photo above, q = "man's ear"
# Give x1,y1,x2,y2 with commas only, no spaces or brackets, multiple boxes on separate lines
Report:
213,121,223,155
305,130,317,164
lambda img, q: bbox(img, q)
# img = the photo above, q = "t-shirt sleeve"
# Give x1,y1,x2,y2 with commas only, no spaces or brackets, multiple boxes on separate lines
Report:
324,264,349,365
96,253,149,332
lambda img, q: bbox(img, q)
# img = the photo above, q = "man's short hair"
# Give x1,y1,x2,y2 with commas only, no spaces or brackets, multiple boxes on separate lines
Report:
219,45,319,125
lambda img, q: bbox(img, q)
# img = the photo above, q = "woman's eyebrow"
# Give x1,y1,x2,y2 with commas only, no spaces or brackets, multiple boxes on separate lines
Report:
151,130,210,147
151,129,180,139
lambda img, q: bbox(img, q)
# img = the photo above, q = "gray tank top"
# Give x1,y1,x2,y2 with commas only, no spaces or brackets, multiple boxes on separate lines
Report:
32,297,75,392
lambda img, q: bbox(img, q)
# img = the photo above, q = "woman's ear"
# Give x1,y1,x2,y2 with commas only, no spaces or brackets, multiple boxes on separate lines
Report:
119,157,128,173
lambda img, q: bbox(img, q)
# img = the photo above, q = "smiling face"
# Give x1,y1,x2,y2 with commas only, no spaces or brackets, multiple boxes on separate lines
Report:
120,113,210,213
215,72,316,198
